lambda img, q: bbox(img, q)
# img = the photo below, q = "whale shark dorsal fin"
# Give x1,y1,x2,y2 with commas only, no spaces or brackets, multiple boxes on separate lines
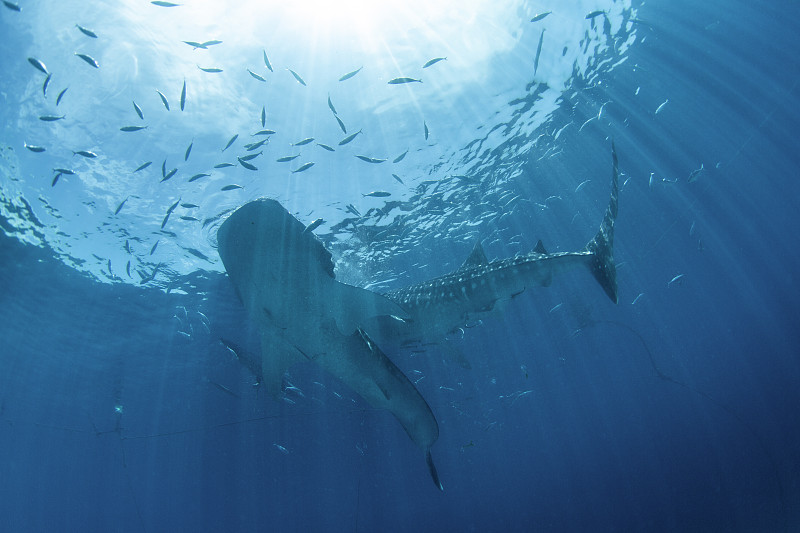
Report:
459,240,488,271
533,239,548,254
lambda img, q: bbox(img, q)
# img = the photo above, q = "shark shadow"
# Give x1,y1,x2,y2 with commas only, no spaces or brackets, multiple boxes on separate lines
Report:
216,143,620,490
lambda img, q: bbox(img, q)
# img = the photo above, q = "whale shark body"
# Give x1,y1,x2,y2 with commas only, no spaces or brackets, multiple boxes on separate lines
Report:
216,144,619,490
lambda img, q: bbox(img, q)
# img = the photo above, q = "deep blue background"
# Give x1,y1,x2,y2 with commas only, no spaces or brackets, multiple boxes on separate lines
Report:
2,0,799,532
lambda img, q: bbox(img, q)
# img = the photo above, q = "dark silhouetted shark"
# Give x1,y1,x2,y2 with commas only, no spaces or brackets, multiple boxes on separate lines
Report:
216,144,619,491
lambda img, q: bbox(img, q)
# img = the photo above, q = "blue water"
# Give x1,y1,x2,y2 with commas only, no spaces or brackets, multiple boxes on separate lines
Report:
2,0,799,531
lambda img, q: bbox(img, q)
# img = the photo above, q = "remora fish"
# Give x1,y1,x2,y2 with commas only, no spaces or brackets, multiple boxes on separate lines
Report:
362,144,620,351
217,199,443,491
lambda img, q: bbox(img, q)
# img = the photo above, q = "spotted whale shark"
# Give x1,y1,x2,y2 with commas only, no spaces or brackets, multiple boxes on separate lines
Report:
367,144,619,350
216,144,619,491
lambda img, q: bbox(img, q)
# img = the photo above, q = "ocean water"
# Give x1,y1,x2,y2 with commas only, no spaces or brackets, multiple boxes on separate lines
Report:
1,0,798,531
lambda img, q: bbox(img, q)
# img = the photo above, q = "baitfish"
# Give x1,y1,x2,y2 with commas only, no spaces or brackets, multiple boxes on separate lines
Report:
388,77,422,84
76,24,97,38
188,173,210,182
39,115,66,121
156,90,170,110
339,66,363,81
277,155,300,162
180,80,186,111
75,53,99,68
338,130,362,145
363,191,391,197
28,57,48,74
198,66,223,73
223,134,238,151
530,11,551,22
221,184,243,191
56,87,68,106
292,162,314,173
287,68,307,86
248,69,266,82
393,149,409,163
355,155,386,164
263,50,273,72
133,101,144,120
293,137,314,146
134,161,152,172
24,143,46,153
422,57,446,68
120,125,147,132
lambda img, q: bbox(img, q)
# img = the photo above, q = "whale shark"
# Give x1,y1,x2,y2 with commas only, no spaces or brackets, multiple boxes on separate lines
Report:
365,144,619,350
216,144,619,491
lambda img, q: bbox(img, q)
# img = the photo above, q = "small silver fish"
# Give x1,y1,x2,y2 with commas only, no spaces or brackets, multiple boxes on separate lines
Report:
339,66,363,81
3,1,21,11
184,141,193,161
28,57,48,75
303,218,324,234
424,121,429,140
363,191,391,197
287,68,306,86
687,164,704,183
197,66,223,73
76,24,98,38
156,90,170,110
180,80,186,111
73,150,98,158
276,154,300,162
328,94,337,115
183,41,207,49
188,173,210,182
223,134,238,151
316,143,335,152
133,101,144,120
575,179,591,192
24,143,46,153
388,77,422,84
161,168,178,182
391,173,404,184
214,163,235,168
237,157,258,171
247,69,266,82
392,149,408,163
261,106,266,127
151,1,180,6
56,87,68,106
39,115,66,121
422,57,446,68
75,53,99,68
667,274,685,287
120,125,147,132
263,50,273,72
338,130,362,145
221,184,243,191
655,99,669,115
335,115,346,134
293,137,314,146
134,161,152,172
530,11,551,22
42,73,52,97
355,155,386,164
292,162,315,173
114,198,128,215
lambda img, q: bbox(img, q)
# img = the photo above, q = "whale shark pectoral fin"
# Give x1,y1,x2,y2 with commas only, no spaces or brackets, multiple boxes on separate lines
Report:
260,328,306,399
330,282,410,336
426,450,444,491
